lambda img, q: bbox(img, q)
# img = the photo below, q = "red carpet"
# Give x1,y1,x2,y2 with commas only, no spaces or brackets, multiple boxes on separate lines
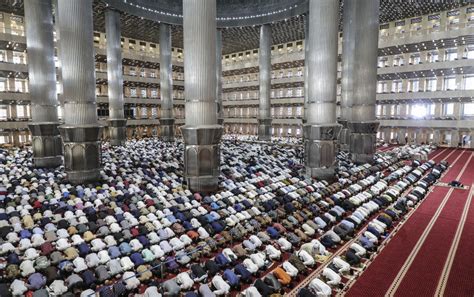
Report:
377,144,397,152
443,198,474,297
393,188,470,296
346,149,465,297
441,150,469,183
441,152,474,297
430,148,453,162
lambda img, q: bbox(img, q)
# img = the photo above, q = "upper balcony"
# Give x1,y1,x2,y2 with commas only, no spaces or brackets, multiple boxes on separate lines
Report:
376,89,474,102
379,118,474,129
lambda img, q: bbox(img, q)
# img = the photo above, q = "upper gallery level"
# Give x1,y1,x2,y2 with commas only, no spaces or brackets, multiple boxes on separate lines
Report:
1,4,473,75
0,11,185,66
221,4,474,71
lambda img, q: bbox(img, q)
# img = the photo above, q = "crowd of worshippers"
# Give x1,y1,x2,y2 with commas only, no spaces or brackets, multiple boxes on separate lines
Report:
297,156,448,296
0,137,441,297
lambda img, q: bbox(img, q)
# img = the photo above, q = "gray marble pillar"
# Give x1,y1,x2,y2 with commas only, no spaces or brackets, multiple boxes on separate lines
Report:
303,0,341,181
303,18,309,125
105,9,127,146
258,24,272,141
450,130,460,147
182,0,223,192
432,129,440,145
339,0,356,153
57,0,102,184
159,23,175,141
397,128,407,145
415,129,424,145
216,29,224,125
24,0,63,168
343,0,380,164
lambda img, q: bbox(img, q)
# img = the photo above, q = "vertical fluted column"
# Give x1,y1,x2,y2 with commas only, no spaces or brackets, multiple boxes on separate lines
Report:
24,0,63,168
432,129,440,145
105,9,127,146
469,131,474,148
339,0,356,153
397,128,407,145
303,18,309,125
52,0,63,98
159,23,175,141
303,0,341,181
343,0,380,164
182,0,223,192
258,24,272,141
338,2,353,153
450,130,460,147
57,0,102,184
216,29,224,125
415,129,424,145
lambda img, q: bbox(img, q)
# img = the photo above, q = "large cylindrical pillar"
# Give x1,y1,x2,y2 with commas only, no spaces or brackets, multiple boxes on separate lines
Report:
397,128,407,145
450,130,460,147
302,18,309,126
339,0,356,153
342,0,380,164
24,0,63,168
258,24,272,141
216,29,224,125
105,9,127,146
431,129,440,145
182,0,223,192
303,0,341,181
57,0,102,184
159,23,175,141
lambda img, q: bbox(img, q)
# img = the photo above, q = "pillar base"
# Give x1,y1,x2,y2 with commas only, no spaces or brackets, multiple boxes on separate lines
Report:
108,119,127,146
59,125,103,184
258,118,272,141
348,121,379,164
303,124,341,181
182,125,223,193
160,118,175,142
28,123,63,168
338,119,350,152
